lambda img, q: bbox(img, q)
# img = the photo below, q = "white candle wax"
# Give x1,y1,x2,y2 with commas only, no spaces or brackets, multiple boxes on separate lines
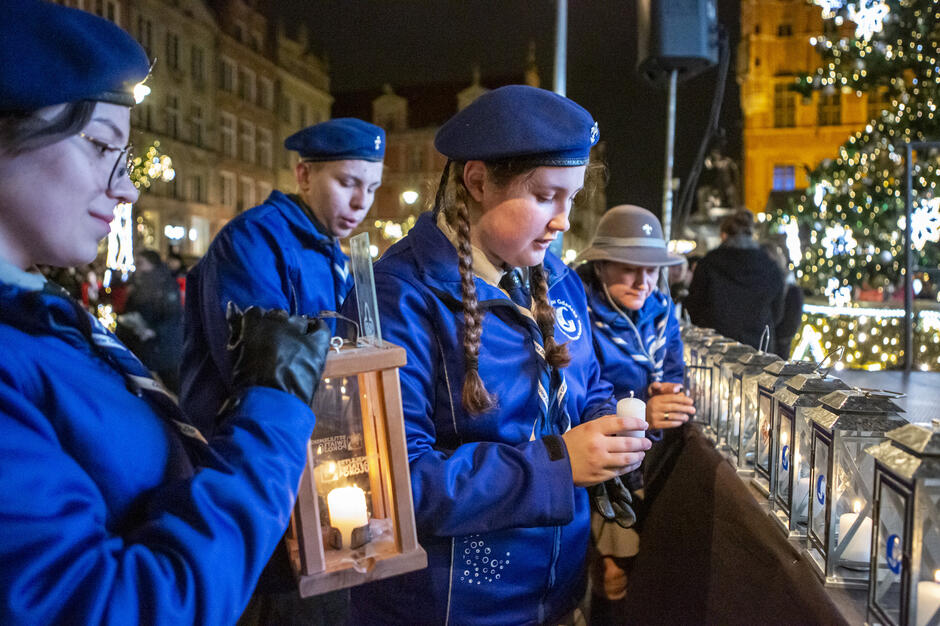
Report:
617,397,647,437
327,486,368,548
916,575,940,626
837,511,872,563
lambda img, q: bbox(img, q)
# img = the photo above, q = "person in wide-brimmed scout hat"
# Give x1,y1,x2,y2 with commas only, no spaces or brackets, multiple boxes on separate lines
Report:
344,85,651,625
0,1,332,623
575,204,695,613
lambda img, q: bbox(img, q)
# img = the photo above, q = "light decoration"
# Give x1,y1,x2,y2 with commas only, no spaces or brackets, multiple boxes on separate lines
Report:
130,141,175,190
668,239,697,254
898,196,940,252
106,202,135,274
782,216,802,265
133,82,151,104
791,324,827,363
847,1,889,42
400,190,419,205
813,0,845,19
373,215,417,243
821,223,858,258
824,277,853,306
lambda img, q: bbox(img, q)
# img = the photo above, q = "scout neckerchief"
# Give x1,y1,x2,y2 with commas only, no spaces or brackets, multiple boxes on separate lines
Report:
590,280,670,383
499,268,571,441
289,194,354,308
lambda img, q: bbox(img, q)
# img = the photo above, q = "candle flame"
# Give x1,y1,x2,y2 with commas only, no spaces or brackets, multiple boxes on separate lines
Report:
853,499,862,514
781,431,789,446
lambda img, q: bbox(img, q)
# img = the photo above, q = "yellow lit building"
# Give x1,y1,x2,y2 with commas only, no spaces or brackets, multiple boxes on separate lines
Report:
738,0,890,212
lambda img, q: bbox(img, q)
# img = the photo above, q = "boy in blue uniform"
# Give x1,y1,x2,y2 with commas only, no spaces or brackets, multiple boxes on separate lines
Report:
181,118,385,435
0,2,331,623
575,204,695,612
346,85,652,625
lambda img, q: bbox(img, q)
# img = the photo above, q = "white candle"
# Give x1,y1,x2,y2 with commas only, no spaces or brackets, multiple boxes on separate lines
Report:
916,571,940,626
617,396,647,437
837,500,872,563
327,486,368,548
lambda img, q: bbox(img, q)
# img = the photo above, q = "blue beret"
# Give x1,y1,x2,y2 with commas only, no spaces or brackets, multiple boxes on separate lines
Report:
434,85,599,166
284,118,386,163
0,0,150,112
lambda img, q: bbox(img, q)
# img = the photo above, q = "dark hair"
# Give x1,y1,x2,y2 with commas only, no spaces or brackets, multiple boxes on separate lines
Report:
437,159,575,414
136,249,163,268
720,209,754,237
0,101,97,155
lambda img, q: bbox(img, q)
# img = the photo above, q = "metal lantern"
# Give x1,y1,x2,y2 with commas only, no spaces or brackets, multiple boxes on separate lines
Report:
866,420,940,626
770,373,851,538
711,342,754,448
805,390,907,587
727,351,782,473
682,326,715,405
750,359,818,497
696,336,735,437
289,342,427,596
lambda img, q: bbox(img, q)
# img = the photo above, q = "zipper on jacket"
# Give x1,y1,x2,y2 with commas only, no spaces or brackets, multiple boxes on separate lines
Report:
538,525,563,622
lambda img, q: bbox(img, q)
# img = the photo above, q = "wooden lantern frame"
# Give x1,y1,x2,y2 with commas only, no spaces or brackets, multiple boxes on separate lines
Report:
287,342,426,597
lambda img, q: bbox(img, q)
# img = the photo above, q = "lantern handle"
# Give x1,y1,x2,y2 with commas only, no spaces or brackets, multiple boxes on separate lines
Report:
813,345,845,377
855,387,907,400
317,310,360,349
758,325,771,353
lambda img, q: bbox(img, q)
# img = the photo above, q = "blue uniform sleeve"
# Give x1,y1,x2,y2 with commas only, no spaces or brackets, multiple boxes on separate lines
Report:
577,317,617,423
0,380,315,626
356,273,577,538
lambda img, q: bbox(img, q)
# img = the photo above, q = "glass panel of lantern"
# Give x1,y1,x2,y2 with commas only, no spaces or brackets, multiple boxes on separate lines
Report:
771,372,850,538
698,336,735,438
751,359,818,498
289,342,428,597
865,420,940,626
683,327,715,407
728,351,782,473
712,342,754,450
805,389,907,588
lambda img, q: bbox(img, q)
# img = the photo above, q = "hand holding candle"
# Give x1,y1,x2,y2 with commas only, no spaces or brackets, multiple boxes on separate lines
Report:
327,486,368,549
617,396,647,438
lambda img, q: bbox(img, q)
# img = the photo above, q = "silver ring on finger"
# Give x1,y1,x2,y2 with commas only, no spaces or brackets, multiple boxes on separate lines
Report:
664,411,670,421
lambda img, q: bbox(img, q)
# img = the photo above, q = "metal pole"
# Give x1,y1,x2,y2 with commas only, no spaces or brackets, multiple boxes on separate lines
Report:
904,142,913,373
662,69,678,240
553,0,567,97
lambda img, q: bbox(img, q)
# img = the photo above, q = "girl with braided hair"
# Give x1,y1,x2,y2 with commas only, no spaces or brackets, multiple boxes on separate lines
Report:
345,85,651,625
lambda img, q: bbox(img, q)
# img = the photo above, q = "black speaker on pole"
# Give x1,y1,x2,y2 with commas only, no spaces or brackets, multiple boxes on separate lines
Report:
637,0,719,82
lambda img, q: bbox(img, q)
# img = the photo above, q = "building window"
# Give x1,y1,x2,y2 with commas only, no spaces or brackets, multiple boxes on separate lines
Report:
233,20,246,43
133,100,153,131
189,174,205,203
777,23,793,37
818,92,841,126
773,83,796,128
166,32,180,70
239,68,256,103
867,88,891,121
190,105,204,147
165,95,180,139
772,165,796,191
90,0,119,24
220,113,236,157
280,95,293,123
220,57,237,93
240,120,255,164
297,102,307,128
137,17,153,58
239,176,255,212
220,171,236,210
258,128,272,168
191,46,206,86
408,145,425,172
249,30,263,51
259,77,274,110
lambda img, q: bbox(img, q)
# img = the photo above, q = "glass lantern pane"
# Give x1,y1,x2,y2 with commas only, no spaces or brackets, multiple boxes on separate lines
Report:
873,479,907,625
775,405,795,514
791,407,812,529
740,375,761,467
832,435,875,574
809,431,831,563
729,375,743,457
755,387,774,481
914,484,940,626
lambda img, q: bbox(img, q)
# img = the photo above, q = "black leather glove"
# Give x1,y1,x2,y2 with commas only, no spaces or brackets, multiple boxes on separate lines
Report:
591,475,637,529
226,303,332,406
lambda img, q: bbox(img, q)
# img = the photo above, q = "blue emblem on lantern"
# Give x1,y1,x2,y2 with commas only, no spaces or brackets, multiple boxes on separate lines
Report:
885,534,902,574
816,474,826,506
781,445,790,472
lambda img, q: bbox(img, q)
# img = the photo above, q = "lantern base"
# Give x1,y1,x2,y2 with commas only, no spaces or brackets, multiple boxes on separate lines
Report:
322,523,372,551
803,548,870,589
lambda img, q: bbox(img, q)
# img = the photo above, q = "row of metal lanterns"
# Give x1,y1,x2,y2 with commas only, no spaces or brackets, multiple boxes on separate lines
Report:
682,325,940,626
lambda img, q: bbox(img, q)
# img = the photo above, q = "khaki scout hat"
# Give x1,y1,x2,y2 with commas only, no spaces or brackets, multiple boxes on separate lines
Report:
576,204,684,267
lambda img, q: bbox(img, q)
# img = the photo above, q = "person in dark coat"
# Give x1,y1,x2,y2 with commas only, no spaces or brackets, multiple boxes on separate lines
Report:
120,249,184,393
762,242,804,358
685,210,784,349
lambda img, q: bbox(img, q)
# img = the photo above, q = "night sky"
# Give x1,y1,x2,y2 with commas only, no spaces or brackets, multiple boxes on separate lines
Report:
273,0,743,217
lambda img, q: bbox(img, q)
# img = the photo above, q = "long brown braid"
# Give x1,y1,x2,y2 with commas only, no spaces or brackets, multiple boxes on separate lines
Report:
528,264,571,368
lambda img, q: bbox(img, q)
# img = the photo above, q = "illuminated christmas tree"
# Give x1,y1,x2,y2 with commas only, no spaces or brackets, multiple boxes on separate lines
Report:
768,0,940,298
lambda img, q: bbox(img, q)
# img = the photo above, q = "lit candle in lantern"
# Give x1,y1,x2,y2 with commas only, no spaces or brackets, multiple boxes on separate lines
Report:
617,395,647,438
916,570,940,626
837,499,872,563
327,486,368,549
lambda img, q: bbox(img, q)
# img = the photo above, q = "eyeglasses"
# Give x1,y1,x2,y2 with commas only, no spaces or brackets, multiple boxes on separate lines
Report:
78,132,135,191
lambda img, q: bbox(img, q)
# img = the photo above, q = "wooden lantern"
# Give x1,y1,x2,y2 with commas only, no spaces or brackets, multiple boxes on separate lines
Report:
287,341,426,597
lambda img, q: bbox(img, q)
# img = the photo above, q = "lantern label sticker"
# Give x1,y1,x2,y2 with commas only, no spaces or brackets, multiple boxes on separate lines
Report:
781,445,790,472
886,534,902,574
551,299,582,341
816,474,826,506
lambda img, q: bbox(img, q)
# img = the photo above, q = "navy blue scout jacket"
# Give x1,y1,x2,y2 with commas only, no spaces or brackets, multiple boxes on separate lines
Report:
583,282,685,403
0,274,316,625
347,213,616,625
181,190,352,435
